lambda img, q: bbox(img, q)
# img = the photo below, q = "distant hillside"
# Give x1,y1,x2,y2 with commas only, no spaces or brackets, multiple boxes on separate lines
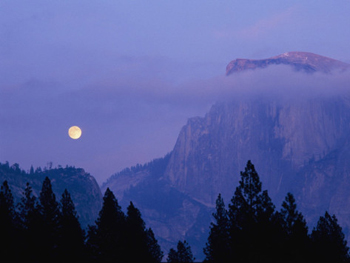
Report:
101,153,171,202
0,162,102,228
101,153,212,258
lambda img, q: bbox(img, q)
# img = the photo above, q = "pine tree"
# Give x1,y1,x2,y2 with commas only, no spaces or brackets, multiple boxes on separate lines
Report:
17,182,43,261
257,190,275,221
0,181,19,261
227,160,282,262
146,227,163,262
311,211,349,262
0,181,15,221
203,193,231,262
254,189,283,261
229,161,262,230
18,183,37,224
86,225,99,261
280,193,309,260
125,201,163,262
238,160,262,211
87,188,126,262
167,240,195,263
38,176,61,260
125,201,149,262
58,189,86,261
167,248,178,263
228,160,263,261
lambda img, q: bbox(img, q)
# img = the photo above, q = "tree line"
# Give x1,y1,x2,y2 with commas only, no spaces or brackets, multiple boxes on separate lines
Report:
0,176,167,262
1,160,349,262
203,160,349,262
0,162,196,262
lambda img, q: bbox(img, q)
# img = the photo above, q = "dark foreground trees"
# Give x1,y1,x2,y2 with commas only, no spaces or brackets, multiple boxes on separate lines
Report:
86,188,126,261
0,178,163,262
2,160,349,262
0,181,18,260
203,193,231,262
204,160,350,263
126,201,163,262
311,211,349,262
59,189,86,260
280,192,309,261
86,188,163,262
0,177,86,262
167,240,195,263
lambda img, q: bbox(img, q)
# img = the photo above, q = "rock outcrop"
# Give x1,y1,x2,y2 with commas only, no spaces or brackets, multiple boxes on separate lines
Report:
226,51,350,75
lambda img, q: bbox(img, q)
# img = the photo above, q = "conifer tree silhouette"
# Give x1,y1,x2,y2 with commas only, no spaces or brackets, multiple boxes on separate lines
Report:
58,189,86,261
280,192,310,260
125,201,163,262
38,177,61,260
203,193,230,262
311,211,349,262
228,161,281,261
17,182,42,261
0,181,19,261
87,188,126,262
146,227,163,262
167,240,195,263
0,175,165,262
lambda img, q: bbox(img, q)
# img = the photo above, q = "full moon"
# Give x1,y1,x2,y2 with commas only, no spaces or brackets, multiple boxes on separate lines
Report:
68,126,82,139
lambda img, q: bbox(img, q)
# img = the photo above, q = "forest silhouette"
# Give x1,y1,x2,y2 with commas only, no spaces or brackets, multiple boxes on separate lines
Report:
203,161,349,263
0,160,349,262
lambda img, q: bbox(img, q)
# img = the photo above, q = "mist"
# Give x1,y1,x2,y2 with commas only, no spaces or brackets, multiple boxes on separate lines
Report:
1,58,349,184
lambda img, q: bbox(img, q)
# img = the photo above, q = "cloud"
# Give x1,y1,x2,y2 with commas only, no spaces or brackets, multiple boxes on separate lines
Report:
108,64,350,106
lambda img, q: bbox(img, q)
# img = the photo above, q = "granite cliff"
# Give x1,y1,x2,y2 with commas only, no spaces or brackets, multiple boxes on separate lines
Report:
165,95,350,224
164,97,350,205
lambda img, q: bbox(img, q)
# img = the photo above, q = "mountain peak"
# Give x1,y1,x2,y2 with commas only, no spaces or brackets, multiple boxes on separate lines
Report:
226,51,349,75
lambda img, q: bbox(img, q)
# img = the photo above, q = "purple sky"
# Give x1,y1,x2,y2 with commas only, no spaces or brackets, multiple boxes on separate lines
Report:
1,1,350,184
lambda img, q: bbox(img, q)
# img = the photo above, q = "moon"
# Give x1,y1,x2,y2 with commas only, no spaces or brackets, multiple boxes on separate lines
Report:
68,126,82,139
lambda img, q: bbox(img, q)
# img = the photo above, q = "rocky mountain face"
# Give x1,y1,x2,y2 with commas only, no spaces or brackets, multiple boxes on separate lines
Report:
166,95,350,221
102,52,350,260
0,164,102,228
226,51,350,75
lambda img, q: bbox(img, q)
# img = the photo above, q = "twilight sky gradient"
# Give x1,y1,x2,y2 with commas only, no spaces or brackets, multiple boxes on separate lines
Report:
1,1,350,184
